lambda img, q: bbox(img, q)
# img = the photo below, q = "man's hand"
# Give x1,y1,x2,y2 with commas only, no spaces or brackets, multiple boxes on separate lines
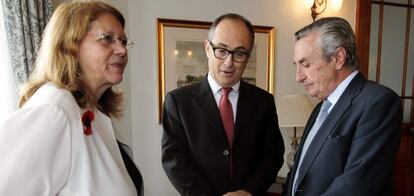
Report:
223,190,252,196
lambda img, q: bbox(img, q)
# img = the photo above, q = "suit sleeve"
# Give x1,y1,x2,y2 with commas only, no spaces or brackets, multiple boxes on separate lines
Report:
161,92,218,196
0,104,71,195
321,90,402,196
242,93,285,195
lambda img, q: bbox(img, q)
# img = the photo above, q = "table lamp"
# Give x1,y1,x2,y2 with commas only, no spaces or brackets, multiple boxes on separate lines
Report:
276,95,314,169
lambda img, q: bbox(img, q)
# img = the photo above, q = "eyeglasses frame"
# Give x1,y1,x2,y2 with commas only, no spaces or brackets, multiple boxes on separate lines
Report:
208,40,250,63
93,32,134,49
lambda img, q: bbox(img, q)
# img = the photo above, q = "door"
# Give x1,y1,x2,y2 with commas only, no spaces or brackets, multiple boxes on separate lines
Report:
356,0,414,195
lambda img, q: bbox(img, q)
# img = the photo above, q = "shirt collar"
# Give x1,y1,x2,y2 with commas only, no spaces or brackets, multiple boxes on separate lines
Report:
207,73,240,94
326,70,359,110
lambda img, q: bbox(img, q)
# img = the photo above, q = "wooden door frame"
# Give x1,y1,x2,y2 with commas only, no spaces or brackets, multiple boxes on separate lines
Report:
355,1,414,195
355,0,371,77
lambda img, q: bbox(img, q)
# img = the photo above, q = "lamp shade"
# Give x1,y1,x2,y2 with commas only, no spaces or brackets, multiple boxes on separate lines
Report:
276,95,314,127
303,0,314,9
330,0,343,12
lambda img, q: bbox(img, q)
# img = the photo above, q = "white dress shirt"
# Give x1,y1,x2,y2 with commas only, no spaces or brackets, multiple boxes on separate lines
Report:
0,83,136,196
207,73,240,122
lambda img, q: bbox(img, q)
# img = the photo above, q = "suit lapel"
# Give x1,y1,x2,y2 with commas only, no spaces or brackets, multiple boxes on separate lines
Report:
191,77,228,145
233,81,255,145
295,73,367,188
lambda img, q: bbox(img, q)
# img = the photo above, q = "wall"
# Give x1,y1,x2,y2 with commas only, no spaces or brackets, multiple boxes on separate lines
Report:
53,0,356,195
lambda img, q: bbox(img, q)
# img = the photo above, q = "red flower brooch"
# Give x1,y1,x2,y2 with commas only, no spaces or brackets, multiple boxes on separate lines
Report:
81,110,95,135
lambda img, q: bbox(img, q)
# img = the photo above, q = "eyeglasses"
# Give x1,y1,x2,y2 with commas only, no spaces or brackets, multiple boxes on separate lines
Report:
208,40,249,63
95,33,134,49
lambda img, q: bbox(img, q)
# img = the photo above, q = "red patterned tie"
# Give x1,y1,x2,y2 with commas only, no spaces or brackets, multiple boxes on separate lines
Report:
219,87,234,146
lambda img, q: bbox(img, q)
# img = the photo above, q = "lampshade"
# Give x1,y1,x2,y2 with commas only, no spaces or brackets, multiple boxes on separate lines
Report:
330,0,343,12
303,0,314,9
276,95,314,127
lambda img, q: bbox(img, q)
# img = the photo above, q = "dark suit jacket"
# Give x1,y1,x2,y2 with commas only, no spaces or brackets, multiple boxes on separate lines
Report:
118,141,144,196
283,73,402,196
162,77,285,196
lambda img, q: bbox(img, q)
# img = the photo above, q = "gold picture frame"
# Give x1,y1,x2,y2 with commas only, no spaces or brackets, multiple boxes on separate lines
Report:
157,18,275,123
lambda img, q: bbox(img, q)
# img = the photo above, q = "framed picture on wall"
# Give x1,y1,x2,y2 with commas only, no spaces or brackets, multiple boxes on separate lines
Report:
157,18,276,122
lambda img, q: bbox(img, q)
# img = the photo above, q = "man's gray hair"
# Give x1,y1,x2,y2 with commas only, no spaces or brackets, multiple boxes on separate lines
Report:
294,17,359,70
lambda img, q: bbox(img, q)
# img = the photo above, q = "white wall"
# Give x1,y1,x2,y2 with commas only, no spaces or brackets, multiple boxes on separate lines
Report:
53,1,356,195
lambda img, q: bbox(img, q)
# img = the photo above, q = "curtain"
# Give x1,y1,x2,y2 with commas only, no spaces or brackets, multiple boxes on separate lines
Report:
1,0,53,86
0,0,52,121
0,2,18,120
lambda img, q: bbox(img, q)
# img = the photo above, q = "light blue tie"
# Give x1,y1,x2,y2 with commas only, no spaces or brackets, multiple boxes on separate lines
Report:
292,100,332,195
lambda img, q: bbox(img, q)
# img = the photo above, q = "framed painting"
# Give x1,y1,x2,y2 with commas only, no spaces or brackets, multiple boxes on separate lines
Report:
157,18,275,122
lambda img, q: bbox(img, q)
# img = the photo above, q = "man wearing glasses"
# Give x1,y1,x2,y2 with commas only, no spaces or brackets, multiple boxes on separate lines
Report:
161,13,284,196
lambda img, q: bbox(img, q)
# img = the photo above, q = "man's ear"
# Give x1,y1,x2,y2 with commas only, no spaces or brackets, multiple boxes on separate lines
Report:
333,47,346,70
204,39,210,56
